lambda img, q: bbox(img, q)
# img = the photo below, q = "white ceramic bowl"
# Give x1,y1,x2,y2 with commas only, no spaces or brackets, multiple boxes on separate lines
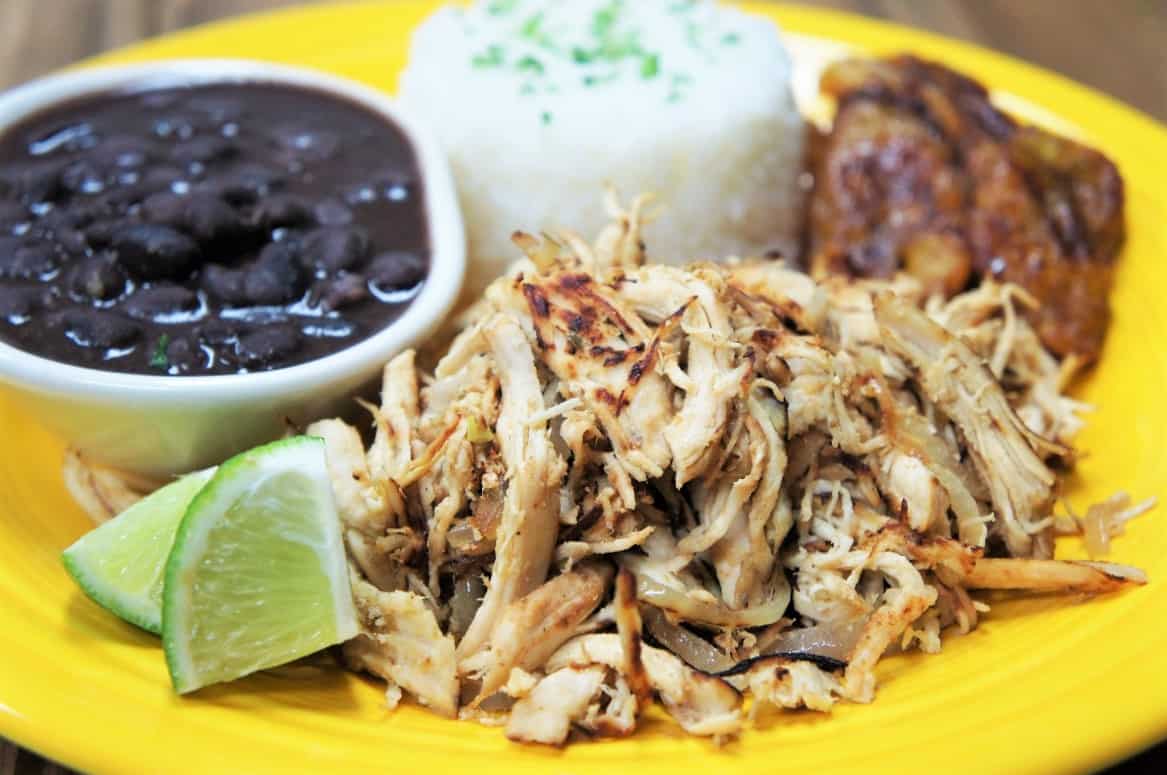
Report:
0,59,465,477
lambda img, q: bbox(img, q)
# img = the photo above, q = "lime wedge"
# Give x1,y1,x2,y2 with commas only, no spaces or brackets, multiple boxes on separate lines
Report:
62,468,216,634
162,436,358,694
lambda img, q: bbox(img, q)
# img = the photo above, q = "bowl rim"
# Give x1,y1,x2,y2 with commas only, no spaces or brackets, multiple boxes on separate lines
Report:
0,57,465,404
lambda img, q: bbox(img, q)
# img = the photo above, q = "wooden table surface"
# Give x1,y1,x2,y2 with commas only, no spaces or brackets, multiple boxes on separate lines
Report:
1,1,1164,773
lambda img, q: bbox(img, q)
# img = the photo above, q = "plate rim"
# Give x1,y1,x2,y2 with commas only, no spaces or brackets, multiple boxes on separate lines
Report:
2,2,1166,774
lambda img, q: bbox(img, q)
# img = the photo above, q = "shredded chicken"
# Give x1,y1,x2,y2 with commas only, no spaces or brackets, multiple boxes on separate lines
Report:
69,195,1146,744
344,570,458,718
62,448,156,524
303,197,1149,741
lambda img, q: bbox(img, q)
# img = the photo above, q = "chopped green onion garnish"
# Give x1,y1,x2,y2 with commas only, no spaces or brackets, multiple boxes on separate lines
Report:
641,54,660,79
541,111,553,125
721,32,741,45
592,2,620,37
486,0,518,16
149,334,170,370
471,44,505,68
520,12,545,38
517,55,545,74
572,47,594,64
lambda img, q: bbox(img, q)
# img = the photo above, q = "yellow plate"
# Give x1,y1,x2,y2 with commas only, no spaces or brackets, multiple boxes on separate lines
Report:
3,3,1166,773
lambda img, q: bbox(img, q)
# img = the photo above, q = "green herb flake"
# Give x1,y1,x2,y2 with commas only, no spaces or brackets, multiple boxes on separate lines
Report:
640,53,660,79
592,2,619,37
486,0,518,16
582,72,618,88
519,82,537,96
572,46,594,64
668,0,697,12
149,334,170,370
540,111,553,126
721,32,741,45
471,44,505,68
517,55,545,75
666,91,683,104
520,11,544,38
598,31,643,61
686,21,701,49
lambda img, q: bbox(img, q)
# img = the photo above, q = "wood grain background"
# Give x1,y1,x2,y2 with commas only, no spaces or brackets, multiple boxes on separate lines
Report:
1,1,1164,773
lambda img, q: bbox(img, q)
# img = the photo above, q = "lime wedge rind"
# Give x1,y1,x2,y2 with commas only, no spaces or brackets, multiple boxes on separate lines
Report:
161,436,358,694
61,468,216,635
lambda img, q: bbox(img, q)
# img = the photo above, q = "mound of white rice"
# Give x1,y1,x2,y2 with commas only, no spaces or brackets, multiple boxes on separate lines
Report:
400,0,805,300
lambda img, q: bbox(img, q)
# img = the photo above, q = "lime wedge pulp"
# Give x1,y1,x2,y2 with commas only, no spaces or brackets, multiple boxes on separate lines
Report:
162,436,358,694
62,468,216,634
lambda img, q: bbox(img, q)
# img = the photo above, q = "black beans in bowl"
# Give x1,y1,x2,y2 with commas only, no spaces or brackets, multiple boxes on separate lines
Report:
0,81,430,375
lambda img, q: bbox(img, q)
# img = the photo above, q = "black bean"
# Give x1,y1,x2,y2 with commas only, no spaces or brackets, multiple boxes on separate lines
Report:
139,191,186,224
183,194,250,245
60,160,107,196
343,183,379,206
272,126,340,162
163,336,200,372
67,255,126,301
102,166,183,206
0,283,48,319
90,135,156,169
152,115,197,140
0,160,62,202
371,170,416,202
39,207,92,230
252,194,314,229
84,220,118,248
318,272,368,311
208,164,284,204
300,226,369,272
110,223,200,280
142,191,247,246
0,243,57,280
197,318,238,346
0,201,29,226
313,198,353,226
200,263,247,305
243,242,305,305
235,324,301,367
58,308,141,348
369,250,426,291
171,136,237,165
124,283,199,320
138,166,185,193
56,228,88,255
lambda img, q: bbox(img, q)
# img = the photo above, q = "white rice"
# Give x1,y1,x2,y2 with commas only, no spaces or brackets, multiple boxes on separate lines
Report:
400,0,805,299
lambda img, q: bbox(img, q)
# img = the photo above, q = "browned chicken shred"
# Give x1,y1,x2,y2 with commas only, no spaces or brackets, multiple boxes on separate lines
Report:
318,195,1148,744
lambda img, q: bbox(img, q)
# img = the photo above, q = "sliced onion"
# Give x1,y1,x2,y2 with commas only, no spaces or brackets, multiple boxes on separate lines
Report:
620,555,791,628
758,618,865,661
1075,561,1147,584
642,606,736,674
448,574,485,640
